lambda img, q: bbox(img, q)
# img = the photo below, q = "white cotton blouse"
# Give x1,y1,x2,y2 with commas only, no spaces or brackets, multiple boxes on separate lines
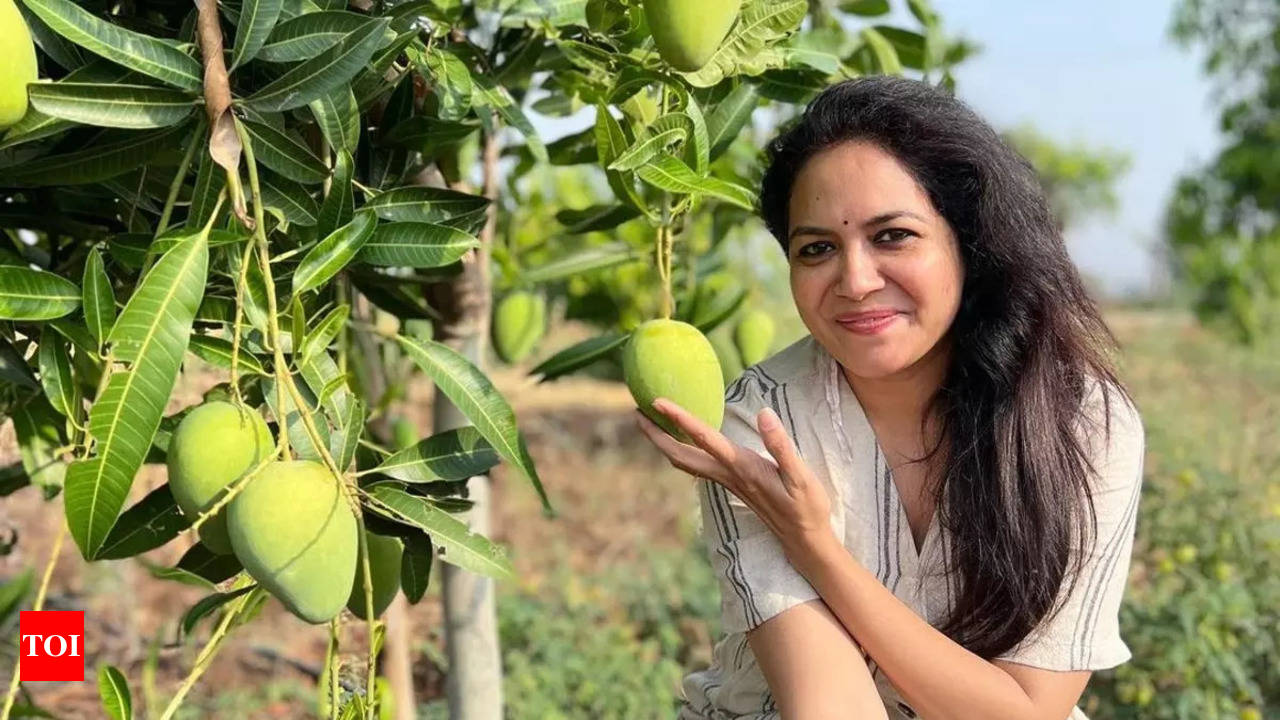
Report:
677,334,1145,720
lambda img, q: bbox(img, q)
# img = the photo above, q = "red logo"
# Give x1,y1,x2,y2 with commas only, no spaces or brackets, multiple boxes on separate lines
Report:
19,611,85,681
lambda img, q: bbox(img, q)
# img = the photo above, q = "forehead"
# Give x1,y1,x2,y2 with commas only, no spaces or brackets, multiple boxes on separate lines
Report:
788,141,935,224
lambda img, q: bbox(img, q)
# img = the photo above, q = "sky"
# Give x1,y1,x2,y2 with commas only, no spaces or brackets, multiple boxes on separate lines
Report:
894,0,1223,296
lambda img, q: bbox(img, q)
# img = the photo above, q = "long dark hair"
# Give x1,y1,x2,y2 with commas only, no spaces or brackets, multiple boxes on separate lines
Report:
759,76,1136,659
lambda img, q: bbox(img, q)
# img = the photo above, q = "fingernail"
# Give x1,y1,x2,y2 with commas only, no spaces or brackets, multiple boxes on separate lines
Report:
651,397,668,411
758,408,780,431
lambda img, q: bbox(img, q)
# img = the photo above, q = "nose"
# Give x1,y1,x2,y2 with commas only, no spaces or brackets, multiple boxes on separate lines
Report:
835,240,885,300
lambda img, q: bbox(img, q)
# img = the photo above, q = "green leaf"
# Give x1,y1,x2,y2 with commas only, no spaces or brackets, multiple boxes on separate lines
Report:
82,248,114,347
366,187,489,223
21,0,202,90
840,0,890,15
329,397,365,471
259,10,389,62
94,483,191,560
38,331,76,419
0,338,39,389
0,266,81,320
298,303,348,364
472,73,545,162
682,96,711,174
357,222,478,268
706,83,758,160
418,47,472,121
294,208,376,294
27,83,196,129
400,536,432,603
680,0,807,87
522,242,644,284
242,118,328,184
259,171,319,226
371,427,498,484
231,0,283,69
366,485,515,579
175,543,243,585
308,86,360,154
316,148,354,238
636,153,755,210
861,27,902,75
554,204,641,234
530,331,628,382
608,126,686,172
181,586,255,638
245,18,389,111
187,335,268,375
97,665,132,720
395,336,551,514
593,104,645,212
188,148,225,230
12,395,66,494
65,227,208,559
0,61,135,149
380,117,478,154
4,123,189,186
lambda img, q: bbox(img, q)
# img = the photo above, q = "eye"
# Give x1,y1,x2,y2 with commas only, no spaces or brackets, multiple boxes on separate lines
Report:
797,241,834,258
876,228,915,244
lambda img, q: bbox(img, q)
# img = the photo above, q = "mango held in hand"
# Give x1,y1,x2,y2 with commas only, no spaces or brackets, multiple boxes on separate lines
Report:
0,0,37,129
347,531,404,620
623,319,724,442
167,401,274,555
734,308,776,367
642,0,740,73
492,290,546,364
228,460,357,624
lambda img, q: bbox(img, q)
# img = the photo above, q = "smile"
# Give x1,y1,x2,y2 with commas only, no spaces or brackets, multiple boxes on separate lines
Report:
835,313,900,335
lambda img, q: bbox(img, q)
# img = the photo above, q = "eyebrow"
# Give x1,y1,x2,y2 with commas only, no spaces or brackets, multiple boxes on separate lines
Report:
787,210,927,241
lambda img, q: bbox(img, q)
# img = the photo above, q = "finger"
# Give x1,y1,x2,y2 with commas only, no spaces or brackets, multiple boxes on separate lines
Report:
756,407,811,493
635,411,734,486
650,397,745,472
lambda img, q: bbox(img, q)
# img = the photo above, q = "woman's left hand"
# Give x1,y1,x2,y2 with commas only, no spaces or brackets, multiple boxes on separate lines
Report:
636,397,839,565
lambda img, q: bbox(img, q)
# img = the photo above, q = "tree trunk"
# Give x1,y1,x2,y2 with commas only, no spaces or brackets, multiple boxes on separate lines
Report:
424,128,502,720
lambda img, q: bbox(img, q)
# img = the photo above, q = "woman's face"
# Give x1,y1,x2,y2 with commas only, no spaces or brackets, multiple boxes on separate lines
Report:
786,140,965,380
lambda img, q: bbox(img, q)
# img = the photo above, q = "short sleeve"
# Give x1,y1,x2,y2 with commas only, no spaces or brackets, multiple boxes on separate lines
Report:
996,383,1145,671
695,372,821,636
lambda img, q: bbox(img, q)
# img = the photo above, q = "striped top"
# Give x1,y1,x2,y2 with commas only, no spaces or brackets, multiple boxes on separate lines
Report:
677,334,1145,720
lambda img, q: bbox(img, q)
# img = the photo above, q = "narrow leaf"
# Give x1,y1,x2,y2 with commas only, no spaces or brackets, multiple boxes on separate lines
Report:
308,86,360,154
367,485,515,579
521,243,643,284
5,123,189,186
530,331,628,382
316,149,354,238
607,126,686,172
400,536,432,603
636,153,755,210
230,0,283,69
395,336,551,514
187,335,268,375
82,247,114,347
27,82,196,129
357,222,478,268
94,483,191,560
366,187,489,223
259,11,384,62
97,665,132,720
706,83,758,160
294,208,376,294
245,18,389,111
22,0,203,90
38,331,76,419
65,227,208,558
371,427,499,484
0,266,80,320
242,118,328,184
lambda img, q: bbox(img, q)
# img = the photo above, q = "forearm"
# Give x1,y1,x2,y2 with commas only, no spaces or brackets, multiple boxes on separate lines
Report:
787,535,1041,720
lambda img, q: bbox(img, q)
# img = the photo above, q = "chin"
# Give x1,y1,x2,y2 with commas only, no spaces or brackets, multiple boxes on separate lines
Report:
828,338,915,379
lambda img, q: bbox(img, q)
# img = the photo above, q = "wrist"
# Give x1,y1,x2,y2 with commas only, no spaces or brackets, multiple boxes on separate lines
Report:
784,528,843,581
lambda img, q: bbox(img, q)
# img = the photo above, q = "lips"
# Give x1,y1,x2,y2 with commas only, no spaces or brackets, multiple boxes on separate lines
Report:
834,309,899,323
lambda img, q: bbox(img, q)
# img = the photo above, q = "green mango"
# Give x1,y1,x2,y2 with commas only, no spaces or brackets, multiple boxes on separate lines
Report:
708,327,744,385
167,401,274,555
734,308,776,367
346,531,404,620
623,319,724,442
492,290,546,364
228,460,358,624
0,0,37,129
642,0,740,73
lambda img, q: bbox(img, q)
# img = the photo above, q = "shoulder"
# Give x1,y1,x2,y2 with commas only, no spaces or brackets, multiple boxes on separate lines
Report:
726,334,825,408
1077,375,1145,457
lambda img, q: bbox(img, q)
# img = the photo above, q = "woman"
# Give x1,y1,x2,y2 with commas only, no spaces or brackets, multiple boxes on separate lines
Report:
637,76,1145,720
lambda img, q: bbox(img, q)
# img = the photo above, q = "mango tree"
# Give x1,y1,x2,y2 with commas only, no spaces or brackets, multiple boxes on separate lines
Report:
0,0,966,717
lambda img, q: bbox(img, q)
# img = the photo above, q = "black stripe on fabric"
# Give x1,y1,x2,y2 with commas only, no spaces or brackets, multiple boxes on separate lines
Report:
876,446,893,585
715,482,764,628
704,475,757,630
710,480,762,630
888,461,902,593
1074,461,1144,666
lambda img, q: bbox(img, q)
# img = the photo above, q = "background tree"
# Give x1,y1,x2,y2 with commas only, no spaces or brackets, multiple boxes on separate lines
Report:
1164,0,1280,343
